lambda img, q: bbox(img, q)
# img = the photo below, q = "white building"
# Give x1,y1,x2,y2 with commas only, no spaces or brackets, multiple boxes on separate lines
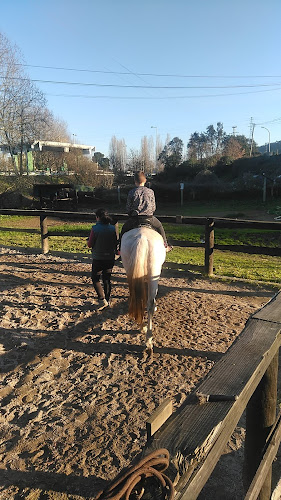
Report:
31,140,95,159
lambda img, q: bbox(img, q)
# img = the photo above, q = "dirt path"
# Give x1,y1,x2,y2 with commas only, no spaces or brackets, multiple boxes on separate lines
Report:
0,247,278,499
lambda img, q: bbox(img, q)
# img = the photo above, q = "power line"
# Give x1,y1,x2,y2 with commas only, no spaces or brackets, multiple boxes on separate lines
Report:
257,116,281,125
2,76,281,89
15,63,281,79
46,86,281,100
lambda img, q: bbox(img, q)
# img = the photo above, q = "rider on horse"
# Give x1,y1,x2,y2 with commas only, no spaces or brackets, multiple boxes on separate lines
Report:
119,171,173,252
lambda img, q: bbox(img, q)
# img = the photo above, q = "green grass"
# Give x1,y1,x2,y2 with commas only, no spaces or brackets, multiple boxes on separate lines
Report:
0,230,42,249
164,224,281,248
0,215,281,285
155,198,281,217
164,246,281,284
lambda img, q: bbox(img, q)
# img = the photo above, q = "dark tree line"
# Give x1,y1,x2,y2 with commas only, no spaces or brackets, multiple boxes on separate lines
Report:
157,122,259,173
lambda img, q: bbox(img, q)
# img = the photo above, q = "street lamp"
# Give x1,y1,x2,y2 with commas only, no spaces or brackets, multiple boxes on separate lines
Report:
151,126,157,173
72,134,77,144
261,127,271,155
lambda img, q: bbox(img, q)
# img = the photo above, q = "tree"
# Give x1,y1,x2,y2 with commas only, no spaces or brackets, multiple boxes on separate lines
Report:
109,135,127,172
140,135,154,173
215,122,225,152
206,125,216,155
37,110,70,142
0,32,48,175
128,148,143,171
158,137,184,170
222,136,245,163
187,122,226,165
93,152,110,170
187,132,207,162
226,134,258,157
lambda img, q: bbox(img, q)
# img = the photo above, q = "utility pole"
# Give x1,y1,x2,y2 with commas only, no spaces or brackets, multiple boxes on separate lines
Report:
249,118,255,157
232,126,237,136
261,126,271,155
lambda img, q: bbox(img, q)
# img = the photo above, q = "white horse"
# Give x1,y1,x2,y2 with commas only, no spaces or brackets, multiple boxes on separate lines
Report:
121,226,166,355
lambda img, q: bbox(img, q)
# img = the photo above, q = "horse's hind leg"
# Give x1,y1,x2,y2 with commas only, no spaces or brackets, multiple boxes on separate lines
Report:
145,299,154,354
145,278,159,354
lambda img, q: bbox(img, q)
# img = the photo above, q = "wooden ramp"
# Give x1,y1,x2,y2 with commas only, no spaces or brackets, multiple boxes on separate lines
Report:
143,292,281,499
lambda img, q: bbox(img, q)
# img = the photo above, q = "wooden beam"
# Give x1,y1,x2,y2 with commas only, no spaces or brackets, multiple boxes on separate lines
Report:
245,411,281,500
1,208,281,230
243,351,279,498
204,218,214,276
146,398,173,441
140,293,281,499
40,215,49,254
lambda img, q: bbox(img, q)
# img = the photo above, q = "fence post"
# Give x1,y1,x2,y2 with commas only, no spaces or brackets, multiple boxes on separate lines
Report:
263,176,267,203
40,215,49,254
243,351,279,498
115,221,119,243
204,218,214,276
176,215,183,224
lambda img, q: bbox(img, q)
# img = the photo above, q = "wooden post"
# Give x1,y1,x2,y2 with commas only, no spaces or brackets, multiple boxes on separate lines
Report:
40,215,49,254
243,351,279,499
115,221,119,243
263,176,267,202
180,182,184,206
204,218,214,276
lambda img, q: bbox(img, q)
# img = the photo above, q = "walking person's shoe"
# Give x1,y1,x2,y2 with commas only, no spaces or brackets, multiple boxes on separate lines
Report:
97,298,109,311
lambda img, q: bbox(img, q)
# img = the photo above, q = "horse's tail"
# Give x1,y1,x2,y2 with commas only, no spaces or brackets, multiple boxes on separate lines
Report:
127,235,148,324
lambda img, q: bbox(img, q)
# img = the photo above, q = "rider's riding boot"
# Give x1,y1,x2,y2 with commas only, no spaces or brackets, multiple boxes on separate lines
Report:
165,243,173,252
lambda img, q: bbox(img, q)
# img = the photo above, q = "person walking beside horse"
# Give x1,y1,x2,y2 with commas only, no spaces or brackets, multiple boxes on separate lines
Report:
87,208,117,310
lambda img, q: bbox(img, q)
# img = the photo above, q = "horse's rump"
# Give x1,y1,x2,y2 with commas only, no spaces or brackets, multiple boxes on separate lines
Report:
121,227,165,324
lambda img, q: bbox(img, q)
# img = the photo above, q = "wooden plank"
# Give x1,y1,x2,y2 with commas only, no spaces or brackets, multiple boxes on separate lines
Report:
204,218,214,276
214,244,281,257
243,352,279,498
1,209,281,230
146,398,173,441
214,218,281,230
245,412,281,500
253,292,281,323
40,215,49,254
141,318,281,499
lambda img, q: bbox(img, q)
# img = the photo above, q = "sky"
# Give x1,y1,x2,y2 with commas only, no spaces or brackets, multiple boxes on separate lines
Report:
1,0,281,156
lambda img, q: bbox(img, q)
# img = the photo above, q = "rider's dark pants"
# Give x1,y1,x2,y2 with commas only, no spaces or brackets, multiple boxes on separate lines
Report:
120,216,168,246
91,259,115,301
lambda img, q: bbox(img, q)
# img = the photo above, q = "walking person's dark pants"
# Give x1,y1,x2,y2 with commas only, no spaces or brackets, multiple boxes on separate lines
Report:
91,259,115,301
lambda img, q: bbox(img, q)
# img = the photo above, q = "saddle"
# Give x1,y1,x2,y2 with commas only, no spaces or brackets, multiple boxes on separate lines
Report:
132,217,156,232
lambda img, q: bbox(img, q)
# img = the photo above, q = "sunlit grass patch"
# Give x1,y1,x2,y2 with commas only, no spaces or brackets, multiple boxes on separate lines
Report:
0,230,41,249
165,245,281,284
49,236,89,254
213,251,281,283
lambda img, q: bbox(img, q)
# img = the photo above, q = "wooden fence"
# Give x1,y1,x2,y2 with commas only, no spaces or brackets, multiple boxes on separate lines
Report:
1,208,281,497
141,291,281,499
0,209,281,276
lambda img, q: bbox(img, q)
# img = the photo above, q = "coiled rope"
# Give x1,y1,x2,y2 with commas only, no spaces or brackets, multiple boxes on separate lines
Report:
95,448,174,500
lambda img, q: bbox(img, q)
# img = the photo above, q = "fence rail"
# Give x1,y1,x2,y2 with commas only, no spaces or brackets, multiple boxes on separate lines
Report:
0,209,281,274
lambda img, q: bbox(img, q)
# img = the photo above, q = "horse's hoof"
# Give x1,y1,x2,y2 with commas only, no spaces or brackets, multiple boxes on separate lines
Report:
144,347,153,359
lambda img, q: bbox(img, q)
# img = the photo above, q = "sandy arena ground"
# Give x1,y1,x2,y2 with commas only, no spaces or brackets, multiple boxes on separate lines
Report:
0,247,279,499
